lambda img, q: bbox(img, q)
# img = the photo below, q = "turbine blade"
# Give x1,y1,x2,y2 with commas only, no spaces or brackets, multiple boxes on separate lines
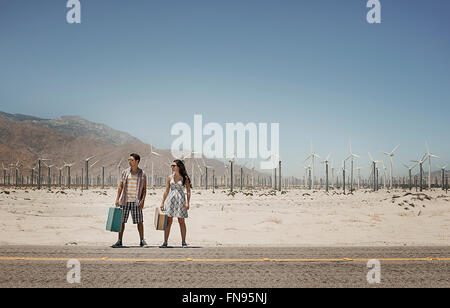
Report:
392,144,400,153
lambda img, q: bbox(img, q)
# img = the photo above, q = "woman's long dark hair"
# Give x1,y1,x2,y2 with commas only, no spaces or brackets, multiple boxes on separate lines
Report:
174,159,192,188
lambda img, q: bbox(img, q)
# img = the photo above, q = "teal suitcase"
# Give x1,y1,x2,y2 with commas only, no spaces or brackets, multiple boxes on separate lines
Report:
106,207,123,232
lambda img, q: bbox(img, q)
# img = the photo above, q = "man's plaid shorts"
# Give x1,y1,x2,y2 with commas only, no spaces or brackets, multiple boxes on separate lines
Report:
120,202,143,224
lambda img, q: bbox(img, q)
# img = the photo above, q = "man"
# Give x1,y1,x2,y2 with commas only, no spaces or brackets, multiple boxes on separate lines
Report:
112,153,147,248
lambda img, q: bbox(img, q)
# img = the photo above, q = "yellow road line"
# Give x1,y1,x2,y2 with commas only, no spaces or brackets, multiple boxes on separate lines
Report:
0,257,449,262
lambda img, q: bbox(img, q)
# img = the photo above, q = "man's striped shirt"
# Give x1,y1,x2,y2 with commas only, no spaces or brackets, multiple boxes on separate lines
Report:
126,173,138,203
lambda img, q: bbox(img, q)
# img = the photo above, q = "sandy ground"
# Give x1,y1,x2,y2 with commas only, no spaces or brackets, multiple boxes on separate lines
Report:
0,187,449,247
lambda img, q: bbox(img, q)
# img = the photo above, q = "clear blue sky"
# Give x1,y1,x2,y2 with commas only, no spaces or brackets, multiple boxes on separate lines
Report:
1,0,449,177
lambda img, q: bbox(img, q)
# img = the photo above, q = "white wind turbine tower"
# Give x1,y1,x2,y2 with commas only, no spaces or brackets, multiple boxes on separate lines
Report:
229,151,237,192
223,163,229,189
181,151,200,189
305,141,320,190
346,141,360,193
382,145,400,189
57,165,64,187
424,142,439,190
194,157,204,189
13,160,21,187
1,163,8,186
43,162,55,189
149,144,161,188
321,153,331,192
266,152,280,190
90,160,100,187
83,156,95,190
330,161,335,189
64,161,75,188
411,154,427,192
201,159,214,190
250,160,255,188
356,167,362,190
341,159,348,194
26,147,51,190
304,165,311,189
380,160,388,189
436,164,447,190
403,163,417,191
368,153,382,191
239,161,248,191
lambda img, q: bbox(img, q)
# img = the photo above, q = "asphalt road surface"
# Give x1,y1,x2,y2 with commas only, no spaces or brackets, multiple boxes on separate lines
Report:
0,245,449,288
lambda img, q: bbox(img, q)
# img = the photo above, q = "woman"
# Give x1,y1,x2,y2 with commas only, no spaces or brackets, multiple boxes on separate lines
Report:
160,159,192,248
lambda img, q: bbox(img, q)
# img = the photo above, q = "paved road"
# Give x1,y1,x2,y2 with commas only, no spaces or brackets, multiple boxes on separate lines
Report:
0,246,448,288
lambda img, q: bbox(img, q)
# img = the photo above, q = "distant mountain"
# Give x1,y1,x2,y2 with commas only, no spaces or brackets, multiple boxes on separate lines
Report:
0,112,141,146
0,111,267,185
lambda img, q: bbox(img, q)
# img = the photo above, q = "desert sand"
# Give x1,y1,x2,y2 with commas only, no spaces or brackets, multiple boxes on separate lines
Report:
0,187,449,247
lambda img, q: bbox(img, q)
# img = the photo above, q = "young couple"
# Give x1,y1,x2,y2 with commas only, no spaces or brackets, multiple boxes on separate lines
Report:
111,153,192,248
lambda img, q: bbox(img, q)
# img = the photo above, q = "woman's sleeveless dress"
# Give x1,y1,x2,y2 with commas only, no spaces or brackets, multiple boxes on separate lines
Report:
164,173,188,218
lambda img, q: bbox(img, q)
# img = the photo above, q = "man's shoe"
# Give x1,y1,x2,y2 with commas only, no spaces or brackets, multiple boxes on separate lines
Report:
159,242,168,248
140,239,148,247
182,242,188,248
111,240,123,248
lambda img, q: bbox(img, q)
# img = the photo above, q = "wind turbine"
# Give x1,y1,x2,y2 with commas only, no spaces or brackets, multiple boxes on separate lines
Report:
277,156,282,192
149,144,161,188
437,164,447,191
380,160,388,189
1,163,8,186
382,145,400,190
83,156,95,190
345,141,360,193
342,159,347,194
368,153,382,191
43,162,55,189
90,160,100,187
13,161,22,187
330,161,335,189
64,162,75,188
228,151,236,192
182,151,200,188
57,165,64,187
424,142,439,190
238,161,248,191
266,152,280,190
250,160,255,188
411,154,427,192
321,153,331,192
403,163,417,191
202,159,214,190
305,142,320,190
26,147,51,190
223,163,229,189
356,167,362,190
304,165,311,189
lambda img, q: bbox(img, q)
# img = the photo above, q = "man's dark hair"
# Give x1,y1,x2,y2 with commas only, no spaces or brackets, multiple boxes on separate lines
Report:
130,153,140,162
